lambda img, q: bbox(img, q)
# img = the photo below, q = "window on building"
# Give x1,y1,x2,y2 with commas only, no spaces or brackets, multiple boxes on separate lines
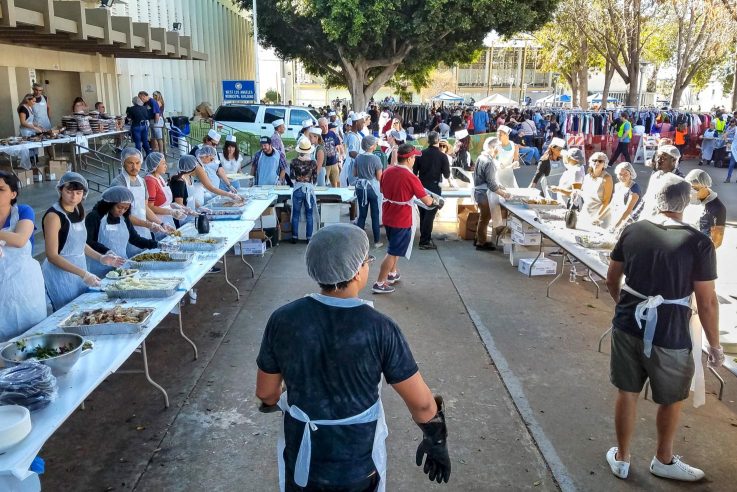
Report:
289,109,311,127
264,108,286,124
214,105,258,123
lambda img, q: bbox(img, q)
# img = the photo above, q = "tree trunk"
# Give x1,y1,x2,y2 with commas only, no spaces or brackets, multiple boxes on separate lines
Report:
565,74,579,108
578,64,589,109
625,65,639,107
671,85,686,110
601,59,615,110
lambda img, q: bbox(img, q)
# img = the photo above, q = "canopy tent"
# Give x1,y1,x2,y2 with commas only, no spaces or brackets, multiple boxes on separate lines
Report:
431,91,464,102
474,93,517,108
588,93,618,103
536,94,572,105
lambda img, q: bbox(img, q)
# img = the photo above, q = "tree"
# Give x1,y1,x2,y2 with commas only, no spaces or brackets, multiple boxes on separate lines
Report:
236,0,558,109
718,0,737,110
264,88,280,104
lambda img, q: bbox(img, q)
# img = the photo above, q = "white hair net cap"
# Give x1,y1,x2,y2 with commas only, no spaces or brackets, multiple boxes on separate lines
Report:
305,224,369,285
615,161,637,180
102,186,134,204
483,136,499,152
195,145,218,159
57,172,88,192
144,152,165,173
120,147,143,167
177,155,198,173
684,169,712,188
654,173,691,213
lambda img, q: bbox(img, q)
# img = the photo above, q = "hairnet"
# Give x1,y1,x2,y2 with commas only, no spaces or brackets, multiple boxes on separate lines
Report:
177,155,198,173
566,148,586,167
654,173,691,213
361,135,377,151
615,161,637,180
195,145,217,159
57,172,88,192
483,137,499,152
144,152,165,173
305,224,369,285
101,186,134,204
120,147,143,167
589,151,609,165
684,169,712,188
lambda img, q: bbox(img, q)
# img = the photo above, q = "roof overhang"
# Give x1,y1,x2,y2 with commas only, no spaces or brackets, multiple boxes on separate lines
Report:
0,0,207,61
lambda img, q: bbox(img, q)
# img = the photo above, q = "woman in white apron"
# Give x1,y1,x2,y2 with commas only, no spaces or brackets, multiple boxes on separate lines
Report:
580,152,614,228
290,139,318,243
219,135,244,190
143,152,184,235
550,148,585,205
530,137,566,199
42,173,123,311
169,155,201,226
195,144,236,200
85,186,158,277
495,125,520,188
610,162,642,231
0,172,47,340
307,128,326,186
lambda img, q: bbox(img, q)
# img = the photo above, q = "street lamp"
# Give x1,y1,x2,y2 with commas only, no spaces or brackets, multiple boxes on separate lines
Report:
552,73,560,107
638,61,651,109
508,76,515,102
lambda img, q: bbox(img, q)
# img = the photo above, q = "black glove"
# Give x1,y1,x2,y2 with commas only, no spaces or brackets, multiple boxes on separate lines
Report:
415,395,451,483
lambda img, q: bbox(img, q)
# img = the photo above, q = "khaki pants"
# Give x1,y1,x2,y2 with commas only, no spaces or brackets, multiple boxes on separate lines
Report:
476,200,491,244
326,164,340,187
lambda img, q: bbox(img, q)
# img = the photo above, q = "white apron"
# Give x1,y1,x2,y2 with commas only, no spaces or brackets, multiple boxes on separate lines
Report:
291,182,318,238
203,161,221,190
496,143,518,189
19,106,36,137
539,159,565,200
257,151,282,186
150,175,176,230
87,213,130,278
41,203,89,311
122,174,151,257
474,184,503,229
0,206,47,340
580,174,611,228
32,96,52,131
382,167,420,259
556,166,583,204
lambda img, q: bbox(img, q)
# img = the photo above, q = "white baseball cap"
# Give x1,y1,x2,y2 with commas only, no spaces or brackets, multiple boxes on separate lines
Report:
301,119,313,128
207,129,221,143
272,119,285,127
225,135,236,143
454,129,469,140
550,137,566,149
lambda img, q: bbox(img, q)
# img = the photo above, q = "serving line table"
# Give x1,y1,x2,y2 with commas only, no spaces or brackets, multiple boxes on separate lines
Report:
501,201,732,400
0,199,274,491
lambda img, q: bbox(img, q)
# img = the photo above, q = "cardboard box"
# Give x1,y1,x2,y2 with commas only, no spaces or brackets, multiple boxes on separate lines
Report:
457,203,478,216
501,237,513,255
32,167,46,183
518,257,557,276
280,218,292,233
259,207,277,228
508,216,537,234
511,229,542,246
457,209,480,240
239,239,266,256
46,161,69,181
510,244,542,266
320,203,341,224
249,229,267,240
15,170,32,187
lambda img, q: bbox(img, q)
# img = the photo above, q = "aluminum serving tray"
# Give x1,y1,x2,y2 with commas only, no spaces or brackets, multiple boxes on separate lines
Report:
105,278,184,299
162,236,227,252
522,202,564,211
128,252,193,270
206,197,248,212
58,308,154,336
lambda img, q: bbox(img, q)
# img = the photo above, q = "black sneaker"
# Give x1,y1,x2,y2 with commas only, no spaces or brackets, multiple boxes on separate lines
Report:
372,282,395,294
475,243,496,251
387,272,401,284
419,242,436,250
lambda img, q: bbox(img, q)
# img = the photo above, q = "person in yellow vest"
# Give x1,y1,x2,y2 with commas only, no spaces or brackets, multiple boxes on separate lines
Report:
610,112,633,166
714,114,726,136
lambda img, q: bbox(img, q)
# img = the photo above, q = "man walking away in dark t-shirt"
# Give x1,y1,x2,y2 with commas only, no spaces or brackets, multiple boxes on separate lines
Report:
604,173,724,483
413,131,450,250
256,224,451,490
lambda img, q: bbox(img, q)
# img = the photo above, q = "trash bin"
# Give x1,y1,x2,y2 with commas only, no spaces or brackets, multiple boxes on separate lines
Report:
167,116,191,152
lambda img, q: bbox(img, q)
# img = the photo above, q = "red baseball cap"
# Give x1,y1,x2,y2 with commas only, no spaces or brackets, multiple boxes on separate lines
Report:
397,148,422,159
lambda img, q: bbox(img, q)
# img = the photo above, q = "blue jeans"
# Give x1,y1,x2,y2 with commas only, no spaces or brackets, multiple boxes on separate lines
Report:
356,186,381,243
131,123,151,155
727,155,736,181
291,187,317,239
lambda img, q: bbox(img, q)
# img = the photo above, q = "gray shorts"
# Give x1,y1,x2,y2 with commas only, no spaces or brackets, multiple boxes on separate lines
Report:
610,328,694,405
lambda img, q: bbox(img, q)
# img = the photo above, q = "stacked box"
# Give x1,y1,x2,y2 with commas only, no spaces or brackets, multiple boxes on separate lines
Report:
518,257,557,276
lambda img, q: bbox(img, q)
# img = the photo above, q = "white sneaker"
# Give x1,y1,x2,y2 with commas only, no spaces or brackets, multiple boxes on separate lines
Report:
374,242,384,249
649,455,704,482
606,447,630,479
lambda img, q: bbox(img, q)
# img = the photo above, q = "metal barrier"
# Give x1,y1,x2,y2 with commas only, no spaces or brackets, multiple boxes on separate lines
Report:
73,144,120,193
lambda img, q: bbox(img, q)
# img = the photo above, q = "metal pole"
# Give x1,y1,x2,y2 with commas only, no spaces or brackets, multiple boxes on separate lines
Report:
252,0,260,102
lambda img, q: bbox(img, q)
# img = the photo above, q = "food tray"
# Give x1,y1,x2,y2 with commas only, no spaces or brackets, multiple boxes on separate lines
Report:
105,278,184,299
205,210,243,221
522,202,563,211
161,236,226,252
207,197,247,212
127,251,193,270
58,309,154,336
575,234,616,250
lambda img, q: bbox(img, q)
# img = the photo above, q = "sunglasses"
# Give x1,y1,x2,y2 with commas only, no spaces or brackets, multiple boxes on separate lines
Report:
363,255,376,266
590,159,606,163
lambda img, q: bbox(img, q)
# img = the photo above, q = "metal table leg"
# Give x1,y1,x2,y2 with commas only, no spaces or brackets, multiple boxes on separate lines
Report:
708,366,725,400
178,309,198,360
546,253,569,298
586,269,601,299
222,253,240,301
598,327,612,353
238,245,256,276
117,341,170,408
527,239,544,278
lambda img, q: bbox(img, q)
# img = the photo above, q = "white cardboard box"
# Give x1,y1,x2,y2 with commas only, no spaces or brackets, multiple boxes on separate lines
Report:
320,203,342,224
518,257,557,276
239,239,266,256
501,237,513,255
510,244,541,266
511,229,542,246
508,217,537,234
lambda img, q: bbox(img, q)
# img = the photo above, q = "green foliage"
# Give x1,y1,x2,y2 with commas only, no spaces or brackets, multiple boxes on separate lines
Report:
264,89,280,103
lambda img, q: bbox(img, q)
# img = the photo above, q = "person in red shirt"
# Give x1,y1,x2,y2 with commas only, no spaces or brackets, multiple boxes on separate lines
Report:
373,144,438,294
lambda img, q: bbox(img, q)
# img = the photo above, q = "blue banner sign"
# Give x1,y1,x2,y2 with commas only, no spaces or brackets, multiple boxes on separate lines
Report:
222,80,256,102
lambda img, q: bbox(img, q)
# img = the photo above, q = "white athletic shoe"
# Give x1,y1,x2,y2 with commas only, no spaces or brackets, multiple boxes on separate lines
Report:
606,447,630,479
649,455,704,482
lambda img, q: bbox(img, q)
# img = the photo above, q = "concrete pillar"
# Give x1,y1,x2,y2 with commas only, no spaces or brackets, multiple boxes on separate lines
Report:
0,66,20,137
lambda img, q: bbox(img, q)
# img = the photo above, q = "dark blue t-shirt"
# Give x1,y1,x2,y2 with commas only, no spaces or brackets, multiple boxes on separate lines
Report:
146,99,160,120
322,131,341,166
257,296,418,486
699,197,726,237
610,220,717,349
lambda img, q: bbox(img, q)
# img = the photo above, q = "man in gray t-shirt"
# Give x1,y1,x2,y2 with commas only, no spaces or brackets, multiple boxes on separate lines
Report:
354,135,384,245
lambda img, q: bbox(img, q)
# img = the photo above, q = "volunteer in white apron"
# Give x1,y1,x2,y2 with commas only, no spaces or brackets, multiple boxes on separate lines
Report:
169,155,201,226
495,125,520,188
219,135,244,190
579,152,614,228
530,137,566,199
635,145,682,222
609,162,642,232
196,144,237,200
373,145,439,294
307,128,326,186
604,174,723,482
341,119,363,187
550,148,585,205
252,136,284,186
256,224,451,491
111,148,172,257
353,135,383,247
143,152,185,234
289,139,318,243
0,172,46,340
42,173,123,311
188,130,241,204
85,186,158,277
31,84,52,131
473,137,511,250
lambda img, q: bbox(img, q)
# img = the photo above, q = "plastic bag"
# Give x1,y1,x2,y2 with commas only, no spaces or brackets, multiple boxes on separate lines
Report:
0,361,58,411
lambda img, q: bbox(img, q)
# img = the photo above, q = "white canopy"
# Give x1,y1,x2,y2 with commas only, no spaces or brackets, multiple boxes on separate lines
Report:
431,91,464,102
474,93,517,108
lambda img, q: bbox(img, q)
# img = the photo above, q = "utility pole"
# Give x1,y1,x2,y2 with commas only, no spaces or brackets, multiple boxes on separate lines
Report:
252,0,260,102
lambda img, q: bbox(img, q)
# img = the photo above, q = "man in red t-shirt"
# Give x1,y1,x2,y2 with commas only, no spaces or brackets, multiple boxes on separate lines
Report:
373,144,437,294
